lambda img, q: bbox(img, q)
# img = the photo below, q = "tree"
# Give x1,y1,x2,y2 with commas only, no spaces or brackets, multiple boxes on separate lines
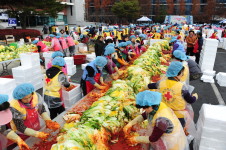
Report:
155,5,167,23
111,0,141,23
0,0,64,29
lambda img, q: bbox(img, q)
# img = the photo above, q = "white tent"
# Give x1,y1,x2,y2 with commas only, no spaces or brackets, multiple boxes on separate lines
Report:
137,16,152,22
219,19,226,23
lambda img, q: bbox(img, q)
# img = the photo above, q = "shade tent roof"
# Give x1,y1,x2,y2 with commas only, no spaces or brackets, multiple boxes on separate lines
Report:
219,19,226,23
137,16,152,22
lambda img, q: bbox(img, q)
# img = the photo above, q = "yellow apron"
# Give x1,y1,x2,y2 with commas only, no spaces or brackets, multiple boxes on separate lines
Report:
44,71,62,98
180,62,189,85
159,79,186,118
149,102,188,150
117,31,122,40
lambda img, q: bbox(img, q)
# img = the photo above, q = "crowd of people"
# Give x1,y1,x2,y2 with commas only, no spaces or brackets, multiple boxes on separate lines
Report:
0,22,225,149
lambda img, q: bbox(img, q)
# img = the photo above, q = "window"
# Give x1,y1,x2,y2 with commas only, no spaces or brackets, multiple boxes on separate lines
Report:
185,5,192,15
200,5,205,12
200,0,207,3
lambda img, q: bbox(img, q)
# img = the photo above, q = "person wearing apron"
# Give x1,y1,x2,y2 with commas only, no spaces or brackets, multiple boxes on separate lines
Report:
44,57,70,119
114,43,129,68
47,51,68,75
10,83,60,142
104,44,123,80
49,34,62,52
123,90,189,150
172,50,190,86
148,61,198,140
81,56,108,96
0,94,29,150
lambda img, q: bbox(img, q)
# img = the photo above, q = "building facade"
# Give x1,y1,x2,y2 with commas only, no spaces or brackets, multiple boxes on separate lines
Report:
85,0,226,23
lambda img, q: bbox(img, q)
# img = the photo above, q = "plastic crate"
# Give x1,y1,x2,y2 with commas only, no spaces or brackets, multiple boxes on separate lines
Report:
0,78,16,91
67,65,76,76
20,53,40,67
12,66,34,77
73,55,86,65
0,75,13,79
64,57,74,66
62,83,81,100
64,92,82,109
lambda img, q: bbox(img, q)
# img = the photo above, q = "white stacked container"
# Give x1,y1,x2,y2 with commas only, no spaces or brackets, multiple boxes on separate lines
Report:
64,57,76,76
12,53,43,90
194,104,226,150
0,78,17,101
62,83,82,109
222,38,226,50
199,39,218,72
82,63,89,70
43,52,53,69
20,53,40,67
86,53,96,62
216,72,226,87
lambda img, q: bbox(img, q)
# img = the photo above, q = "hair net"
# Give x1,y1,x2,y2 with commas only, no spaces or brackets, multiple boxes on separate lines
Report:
118,43,123,48
64,34,69,37
126,41,132,46
130,35,136,39
166,61,183,77
49,34,55,37
52,57,66,67
13,83,35,100
170,37,177,43
173,50,188,61
139,34,147,39
56,36,61,39
214,29,218,33
56,33,61,36
136,90,162,106
80,34,84,39
108,43,115,47
104,46,115,56
157,30,161,33
0,94,9,105
94,56,107,67
52,51,64,58
32,40,38,44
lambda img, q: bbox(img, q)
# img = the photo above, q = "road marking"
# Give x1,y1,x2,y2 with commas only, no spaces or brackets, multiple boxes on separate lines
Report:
211,83,225,105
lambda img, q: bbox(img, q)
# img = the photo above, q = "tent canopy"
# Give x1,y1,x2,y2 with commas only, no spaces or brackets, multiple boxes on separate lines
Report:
137,16,152,22
219,19,226,23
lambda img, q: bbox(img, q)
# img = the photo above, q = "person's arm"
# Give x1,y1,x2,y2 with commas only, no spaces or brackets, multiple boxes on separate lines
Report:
58,72,70,88
37,46,41,52
128,117,171,145
49,39,54,48
182,85,197,104
173,43,179,50
148,81,160,89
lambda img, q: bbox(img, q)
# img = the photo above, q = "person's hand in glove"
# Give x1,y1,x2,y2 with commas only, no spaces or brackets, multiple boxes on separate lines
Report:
17,138,30,150
123,123,132,135
6,130,30,150
192,93,198,100
45,120,60,131
127,136,150,146
36,132,50,140
126,135,139,146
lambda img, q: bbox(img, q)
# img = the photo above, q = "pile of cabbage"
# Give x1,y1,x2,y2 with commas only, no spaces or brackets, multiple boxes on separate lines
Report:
51,41,170,150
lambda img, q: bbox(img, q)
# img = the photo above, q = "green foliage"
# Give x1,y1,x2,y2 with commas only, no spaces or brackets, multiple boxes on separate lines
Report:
111,0,140,20
0,0,64,28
